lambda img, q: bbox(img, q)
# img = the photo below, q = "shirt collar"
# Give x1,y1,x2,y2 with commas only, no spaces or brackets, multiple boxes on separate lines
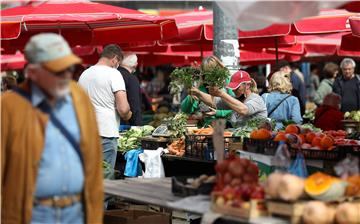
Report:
31,83,71,107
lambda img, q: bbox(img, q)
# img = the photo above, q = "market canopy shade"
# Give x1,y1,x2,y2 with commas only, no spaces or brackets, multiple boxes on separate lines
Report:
1,1,178,51
0,52,26,71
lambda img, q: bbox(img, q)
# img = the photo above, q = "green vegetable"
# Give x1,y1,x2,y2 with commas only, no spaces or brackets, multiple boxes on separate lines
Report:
169,67,201,96
301,123,322,132
117,125,155,153
202,65,230,89
103,161,114,179
164,112,188,138
344,110,360,121
232,118,274,139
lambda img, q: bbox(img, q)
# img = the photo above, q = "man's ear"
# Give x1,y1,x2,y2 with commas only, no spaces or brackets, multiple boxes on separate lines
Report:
25,64,39,81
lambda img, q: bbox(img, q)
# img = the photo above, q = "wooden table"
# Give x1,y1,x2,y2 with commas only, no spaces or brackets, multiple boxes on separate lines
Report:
105,178,184,211
104,178,289,224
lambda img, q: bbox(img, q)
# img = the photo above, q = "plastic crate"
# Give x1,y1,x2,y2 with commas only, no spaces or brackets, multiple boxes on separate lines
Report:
243,138,280,155
289,147,347,161
141,136,170,150
185,135,241,160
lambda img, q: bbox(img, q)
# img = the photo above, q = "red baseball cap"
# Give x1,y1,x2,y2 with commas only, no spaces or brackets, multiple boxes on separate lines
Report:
227,70,252,90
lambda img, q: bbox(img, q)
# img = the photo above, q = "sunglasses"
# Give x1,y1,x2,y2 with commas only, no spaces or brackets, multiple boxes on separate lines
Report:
48,65,76,77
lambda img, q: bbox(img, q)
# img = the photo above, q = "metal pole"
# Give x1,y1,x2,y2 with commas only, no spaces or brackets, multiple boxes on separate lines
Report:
213,2,239,75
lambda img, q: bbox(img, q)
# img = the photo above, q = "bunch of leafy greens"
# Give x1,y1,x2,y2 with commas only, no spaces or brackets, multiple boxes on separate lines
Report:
164,113,189,138
232,118,275,139
103,161,114,179
118,125,155,153
169,67,201,96
202,65,230,89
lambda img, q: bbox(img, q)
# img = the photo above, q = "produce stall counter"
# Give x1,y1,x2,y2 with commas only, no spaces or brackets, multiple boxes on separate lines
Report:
104,178,288,224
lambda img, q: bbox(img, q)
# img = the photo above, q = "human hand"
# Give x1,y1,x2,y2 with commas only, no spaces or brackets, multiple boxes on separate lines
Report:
208,86,224,97
126,111,133,121
204,107,216,116
189,87,200,97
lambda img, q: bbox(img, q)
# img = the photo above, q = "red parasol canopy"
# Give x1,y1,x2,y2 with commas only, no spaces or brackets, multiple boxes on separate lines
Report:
0,1,178,52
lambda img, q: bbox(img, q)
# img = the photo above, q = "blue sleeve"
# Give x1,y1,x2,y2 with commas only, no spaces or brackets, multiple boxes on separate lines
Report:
290,97,303,124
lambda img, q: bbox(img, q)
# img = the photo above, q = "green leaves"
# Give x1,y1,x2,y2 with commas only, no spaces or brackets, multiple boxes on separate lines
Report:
202,66,230,89
164,112,188,138
117,125,155,153
169,67,201,96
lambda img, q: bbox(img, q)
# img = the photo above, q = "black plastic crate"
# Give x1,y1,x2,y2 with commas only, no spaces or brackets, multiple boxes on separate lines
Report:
141,136,170,150
185,134,241,160
289,147,347,161
243,137,280,155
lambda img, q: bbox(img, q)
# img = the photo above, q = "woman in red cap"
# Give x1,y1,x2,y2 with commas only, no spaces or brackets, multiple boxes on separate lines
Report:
190,70,267,127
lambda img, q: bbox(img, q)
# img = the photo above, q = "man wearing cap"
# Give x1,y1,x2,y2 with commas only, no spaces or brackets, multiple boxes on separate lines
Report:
190,70,267,127
1,33,103,223
118,53,142,126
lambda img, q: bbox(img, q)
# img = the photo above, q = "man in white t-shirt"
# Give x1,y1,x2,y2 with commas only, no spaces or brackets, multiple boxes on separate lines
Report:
79,44,132,171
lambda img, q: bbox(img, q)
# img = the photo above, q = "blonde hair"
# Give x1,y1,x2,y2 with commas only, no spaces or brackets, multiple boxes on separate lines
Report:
201,55,225,71
240,78,258,94
268,71,292,94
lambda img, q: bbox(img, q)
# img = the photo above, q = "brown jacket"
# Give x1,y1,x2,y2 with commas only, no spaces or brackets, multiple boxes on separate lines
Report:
1,81,104,224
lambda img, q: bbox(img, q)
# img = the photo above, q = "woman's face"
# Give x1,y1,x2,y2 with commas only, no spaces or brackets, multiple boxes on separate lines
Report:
234,83,246,98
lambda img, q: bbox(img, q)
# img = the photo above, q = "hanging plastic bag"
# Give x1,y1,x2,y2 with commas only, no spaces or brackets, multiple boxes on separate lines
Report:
288,152,308,178
334,154,359,179
272,141,291,172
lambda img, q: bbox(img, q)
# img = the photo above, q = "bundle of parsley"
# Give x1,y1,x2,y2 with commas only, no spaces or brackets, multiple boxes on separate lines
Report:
169,67,201,96
202,66,230,89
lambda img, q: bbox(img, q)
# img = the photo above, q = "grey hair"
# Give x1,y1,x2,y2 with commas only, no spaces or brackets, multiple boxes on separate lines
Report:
340,58,356,69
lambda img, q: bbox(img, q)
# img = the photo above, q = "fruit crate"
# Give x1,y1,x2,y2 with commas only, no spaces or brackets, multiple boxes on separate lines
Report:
243,138,280,155
171,176,214,197
211,193,267,220
289,147,352,161
267,200,306,224
185,135,241,160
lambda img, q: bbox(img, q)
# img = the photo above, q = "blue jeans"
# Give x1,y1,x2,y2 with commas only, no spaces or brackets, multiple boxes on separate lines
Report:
101,137,118,209
31,202,84,224
101,137,118,170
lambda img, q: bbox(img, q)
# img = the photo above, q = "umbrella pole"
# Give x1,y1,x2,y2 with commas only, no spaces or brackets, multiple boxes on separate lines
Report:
275,37,279,67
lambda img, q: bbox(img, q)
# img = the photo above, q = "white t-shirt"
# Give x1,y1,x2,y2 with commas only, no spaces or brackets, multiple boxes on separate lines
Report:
79,65,126,138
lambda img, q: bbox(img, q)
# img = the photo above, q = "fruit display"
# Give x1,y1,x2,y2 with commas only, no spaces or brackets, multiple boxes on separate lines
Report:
265,172,305,201
302,201,336,224
212,157,265,206
345,175,360,197
211,156,267,219
344,110,360,122
304,172,347,201
335,202,360,224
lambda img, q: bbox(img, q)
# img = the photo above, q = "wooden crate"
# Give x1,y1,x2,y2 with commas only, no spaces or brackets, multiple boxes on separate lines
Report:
211,193,267,220
267,200,306,224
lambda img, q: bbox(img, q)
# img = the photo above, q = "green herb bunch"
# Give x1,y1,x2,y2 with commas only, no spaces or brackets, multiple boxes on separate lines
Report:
169,67,201,96
164,112,189,138
202,65,230,89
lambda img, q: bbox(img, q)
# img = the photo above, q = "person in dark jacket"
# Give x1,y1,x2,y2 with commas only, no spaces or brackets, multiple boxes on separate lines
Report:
118,53,142,126
314,93,344,131
333,58,360,112
278,61,306,116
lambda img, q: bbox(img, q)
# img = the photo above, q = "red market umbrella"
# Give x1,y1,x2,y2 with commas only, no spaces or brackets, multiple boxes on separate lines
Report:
291,9,356,34
1,1,178,51
0,52,26,71
350,15,360,37
339,33,360,57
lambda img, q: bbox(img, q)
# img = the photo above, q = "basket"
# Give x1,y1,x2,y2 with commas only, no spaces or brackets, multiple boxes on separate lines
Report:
185,134,241,160
243,138,280,155
141,136,170,150
171,176,214,197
